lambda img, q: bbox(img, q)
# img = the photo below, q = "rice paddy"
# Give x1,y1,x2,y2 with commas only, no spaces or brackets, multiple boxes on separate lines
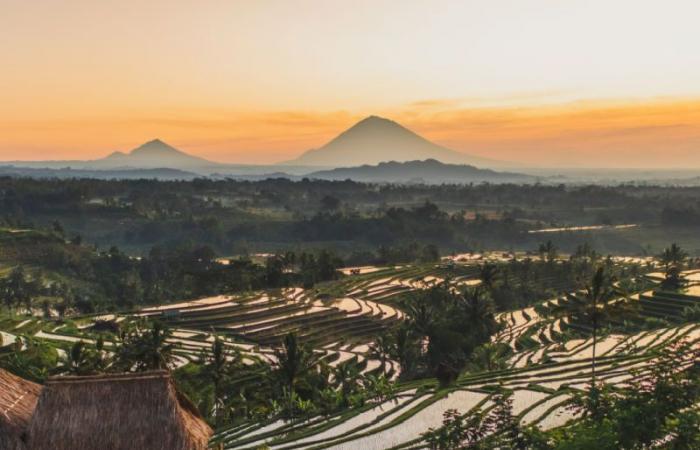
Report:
7,258,700,449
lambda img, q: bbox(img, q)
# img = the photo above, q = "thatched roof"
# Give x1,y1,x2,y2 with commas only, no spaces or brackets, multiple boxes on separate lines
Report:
0,369,41,450
26,370,213,450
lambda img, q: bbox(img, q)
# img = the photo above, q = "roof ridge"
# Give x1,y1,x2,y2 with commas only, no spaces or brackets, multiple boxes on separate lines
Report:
46,370,169,384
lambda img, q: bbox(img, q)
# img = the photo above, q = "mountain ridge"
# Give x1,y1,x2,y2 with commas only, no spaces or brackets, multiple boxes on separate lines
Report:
307,158,535,184
287,115,503,167
98,139,213,168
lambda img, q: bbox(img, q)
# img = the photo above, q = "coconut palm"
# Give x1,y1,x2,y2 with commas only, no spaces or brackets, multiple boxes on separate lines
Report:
55,341,92,375
659,243,688,290
392,325,421,377
478,263,499,290
367,334,395,375
551,266,616,395
538,241,558,262
139,320,176,370
404,296,436,336
469,343,511,372
333,357,363,406
457,287,498,344
581,267,615,389
202,335,242,424
114,319,177,371
272,332,316,409
659,243,687,272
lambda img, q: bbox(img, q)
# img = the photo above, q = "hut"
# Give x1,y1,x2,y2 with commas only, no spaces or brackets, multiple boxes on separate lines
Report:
26,370,213,450
0,369,41,450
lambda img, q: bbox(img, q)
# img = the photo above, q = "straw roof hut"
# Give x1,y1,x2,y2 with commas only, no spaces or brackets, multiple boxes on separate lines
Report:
0,369,41,450
26,370,213,450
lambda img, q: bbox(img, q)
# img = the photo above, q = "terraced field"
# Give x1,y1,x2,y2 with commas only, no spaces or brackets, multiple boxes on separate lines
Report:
211,321,699,450
206,265,700,449
138,289,403,348
7,257,700,449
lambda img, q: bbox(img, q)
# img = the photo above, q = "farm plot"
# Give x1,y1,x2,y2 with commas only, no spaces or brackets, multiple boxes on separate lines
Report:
139,289,401,348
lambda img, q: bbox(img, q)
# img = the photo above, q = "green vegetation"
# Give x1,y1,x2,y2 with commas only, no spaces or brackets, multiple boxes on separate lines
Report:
384,283,499,385
2,176,700,448
5,177,700,256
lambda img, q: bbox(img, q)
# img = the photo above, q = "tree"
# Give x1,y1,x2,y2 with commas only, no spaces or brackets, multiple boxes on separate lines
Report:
333,357,363,407
469,343,511,372
54,340,104,376
0,267,36,312
396,284,498,385
538,241,558,262
392,324,422,378
587,267,609,391
272,333,316,416
423,391,530,449
202,336,242,425
51,220,65,237
429,328,467,386
207,336,228,401
573,243,598,261
558,267,616,410
661,265,687,291
0,337,59,382
367,334,395,375
320,195,341,211
539,339,700,449
478,263,499,290
420,244,440,263
659,243,687,272
114,319,177,371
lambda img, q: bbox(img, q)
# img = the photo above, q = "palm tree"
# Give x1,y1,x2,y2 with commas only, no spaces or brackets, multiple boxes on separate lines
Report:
659,243,687,272
141,320,176,370
581,267,615,389
478,263,499,290
203,335,242,424
367,334,395,375
552,266,616,394
393,325,421,377
458,287,498,344
406,298,435,336
55,341,93,375
115,319,177,371
272,332,316,411
208,337,228,400
469,343,511,372
538,241,558,262
659,243,688,290
333,357,362,405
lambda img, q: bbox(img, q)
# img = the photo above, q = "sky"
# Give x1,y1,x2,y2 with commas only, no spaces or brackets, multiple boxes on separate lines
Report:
1,0,700,167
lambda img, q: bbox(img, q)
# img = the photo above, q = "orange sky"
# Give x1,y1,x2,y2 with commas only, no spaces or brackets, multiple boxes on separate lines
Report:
3,98,700,168
2,1,700,167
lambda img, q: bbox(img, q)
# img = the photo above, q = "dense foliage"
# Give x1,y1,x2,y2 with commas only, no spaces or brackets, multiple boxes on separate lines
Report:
3,177,700,256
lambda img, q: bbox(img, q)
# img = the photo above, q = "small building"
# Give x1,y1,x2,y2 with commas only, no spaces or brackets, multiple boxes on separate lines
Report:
0,369,41,450
26,370,213,450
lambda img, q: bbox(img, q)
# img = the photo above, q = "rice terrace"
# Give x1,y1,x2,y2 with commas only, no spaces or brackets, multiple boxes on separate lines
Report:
3,1,700,448
2,224,700,448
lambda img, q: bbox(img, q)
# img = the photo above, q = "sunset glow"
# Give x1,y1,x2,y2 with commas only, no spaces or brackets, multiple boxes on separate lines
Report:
2,0,700,167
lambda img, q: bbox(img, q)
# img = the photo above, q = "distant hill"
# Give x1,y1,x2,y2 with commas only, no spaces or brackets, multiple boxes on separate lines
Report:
287,116,503,168
0,166,198,180
306,159,536,184
97,139,213,169
0,139,323,177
